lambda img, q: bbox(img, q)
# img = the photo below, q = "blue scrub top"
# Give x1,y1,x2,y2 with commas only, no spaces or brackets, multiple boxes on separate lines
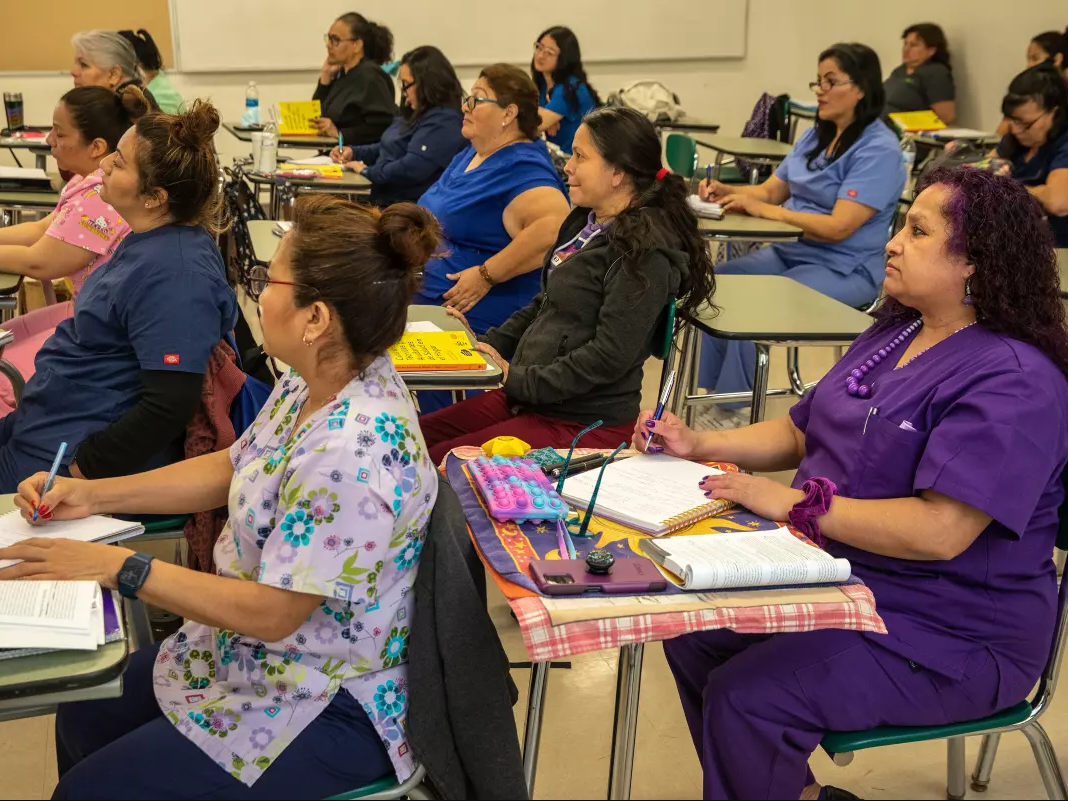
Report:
417,141,566,335
773,121,905,285
7,224,237,468
998,130,1068,247
540,77,597,154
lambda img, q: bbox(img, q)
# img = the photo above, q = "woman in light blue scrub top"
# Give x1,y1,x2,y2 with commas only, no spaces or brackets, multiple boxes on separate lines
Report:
532,26,601,153
697,43,905,407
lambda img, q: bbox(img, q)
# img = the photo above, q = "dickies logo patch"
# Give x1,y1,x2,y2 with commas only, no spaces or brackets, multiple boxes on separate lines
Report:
846,189,858,198
164,354,180,365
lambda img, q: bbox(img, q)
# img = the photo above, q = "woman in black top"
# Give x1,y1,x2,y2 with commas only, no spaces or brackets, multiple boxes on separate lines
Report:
312,13,397,145
883,23,956,124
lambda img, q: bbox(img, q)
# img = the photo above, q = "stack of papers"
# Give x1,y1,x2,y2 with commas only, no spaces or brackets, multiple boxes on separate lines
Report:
688,195,723,220
272,220,293,237
0,510,144,570
0,581,123,653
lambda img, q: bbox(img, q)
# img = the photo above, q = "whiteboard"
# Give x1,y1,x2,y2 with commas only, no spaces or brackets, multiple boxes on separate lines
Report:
171,0,747,73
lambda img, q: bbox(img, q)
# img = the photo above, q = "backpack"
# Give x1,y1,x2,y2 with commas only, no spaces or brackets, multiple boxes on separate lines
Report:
608,81,684,123
225,332,273,436
736,93,792,180
917,140,1011,185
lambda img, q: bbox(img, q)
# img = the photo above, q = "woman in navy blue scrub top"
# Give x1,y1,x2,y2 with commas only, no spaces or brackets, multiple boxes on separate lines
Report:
331,46,467,206
997,64,1068,247
0,91,238,492
531,26,600,154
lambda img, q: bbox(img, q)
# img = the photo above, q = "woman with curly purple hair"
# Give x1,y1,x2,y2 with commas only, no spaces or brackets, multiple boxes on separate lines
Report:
637,168,1068,800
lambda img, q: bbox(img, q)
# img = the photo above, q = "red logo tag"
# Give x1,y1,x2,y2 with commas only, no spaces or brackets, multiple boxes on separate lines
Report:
164,354,180,365
847,189,858,198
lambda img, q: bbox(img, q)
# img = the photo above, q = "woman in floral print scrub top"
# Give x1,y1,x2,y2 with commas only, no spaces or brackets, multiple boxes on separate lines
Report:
0,196,443,799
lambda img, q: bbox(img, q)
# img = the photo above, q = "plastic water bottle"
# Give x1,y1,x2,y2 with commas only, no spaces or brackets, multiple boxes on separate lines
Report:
900,136,917,177
244,81,260,126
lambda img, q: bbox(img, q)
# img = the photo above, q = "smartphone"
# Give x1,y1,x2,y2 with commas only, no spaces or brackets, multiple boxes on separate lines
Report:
529,558,668,596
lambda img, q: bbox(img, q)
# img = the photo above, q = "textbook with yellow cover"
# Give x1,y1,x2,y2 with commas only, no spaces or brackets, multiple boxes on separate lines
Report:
277,100,322,135
389,331,488,372
889,110,945,133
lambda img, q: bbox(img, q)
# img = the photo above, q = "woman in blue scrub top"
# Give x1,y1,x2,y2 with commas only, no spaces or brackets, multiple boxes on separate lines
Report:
418,64,570,336
696,43,904,424
531,26,601,154
0,93,238,492
996,64,1068,247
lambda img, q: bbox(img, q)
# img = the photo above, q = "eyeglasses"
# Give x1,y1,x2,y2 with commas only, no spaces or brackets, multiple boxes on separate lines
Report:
1006,110,1051,132
534,41,560,58
401,79,417,94
462,95,505,113
324,34,357,46
248,265,318,301
808,78,857,94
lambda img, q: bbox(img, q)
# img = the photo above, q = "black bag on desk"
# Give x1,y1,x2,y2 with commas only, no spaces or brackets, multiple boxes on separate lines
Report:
916,141,1009,184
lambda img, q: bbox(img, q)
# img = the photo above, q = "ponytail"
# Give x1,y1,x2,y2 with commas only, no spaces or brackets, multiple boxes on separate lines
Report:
336,13,394,65
582,106,715,319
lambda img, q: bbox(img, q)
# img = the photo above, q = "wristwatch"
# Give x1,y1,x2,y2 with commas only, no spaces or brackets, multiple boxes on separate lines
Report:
117,553,155,599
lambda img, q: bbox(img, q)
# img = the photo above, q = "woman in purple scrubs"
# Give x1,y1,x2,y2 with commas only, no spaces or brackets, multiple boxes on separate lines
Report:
635,168,1068,801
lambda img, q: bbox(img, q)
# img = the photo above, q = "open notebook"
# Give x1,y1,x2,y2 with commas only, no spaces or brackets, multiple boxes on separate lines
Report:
559,453,730,536
641,528,851,591
0,511,144,570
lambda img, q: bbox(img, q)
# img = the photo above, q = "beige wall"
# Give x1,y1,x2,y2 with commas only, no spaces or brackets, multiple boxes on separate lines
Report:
1,0,1065,168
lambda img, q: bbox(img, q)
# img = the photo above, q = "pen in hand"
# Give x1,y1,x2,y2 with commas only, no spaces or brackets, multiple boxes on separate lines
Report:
33,441,67,522
644,371,676,450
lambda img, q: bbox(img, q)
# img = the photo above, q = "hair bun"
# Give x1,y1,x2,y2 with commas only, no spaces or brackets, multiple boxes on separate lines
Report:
169,98,220,149
117,84,151,121
377,203,441,275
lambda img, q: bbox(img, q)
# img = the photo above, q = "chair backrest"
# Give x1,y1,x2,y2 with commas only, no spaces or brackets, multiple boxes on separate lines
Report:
652,297,677,361
1029,466,1068,711
664,134,698,179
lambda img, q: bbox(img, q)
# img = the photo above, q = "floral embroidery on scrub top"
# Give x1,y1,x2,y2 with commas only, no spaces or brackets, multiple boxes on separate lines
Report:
152,356,438,786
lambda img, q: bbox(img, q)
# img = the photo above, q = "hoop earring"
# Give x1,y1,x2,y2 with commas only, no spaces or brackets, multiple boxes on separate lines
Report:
302,333,315,346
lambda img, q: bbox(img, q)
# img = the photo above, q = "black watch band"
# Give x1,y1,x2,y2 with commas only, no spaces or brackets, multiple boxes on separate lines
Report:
117,552,155,600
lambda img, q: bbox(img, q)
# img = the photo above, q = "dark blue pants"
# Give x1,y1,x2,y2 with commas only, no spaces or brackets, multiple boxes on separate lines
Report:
53,645,393,800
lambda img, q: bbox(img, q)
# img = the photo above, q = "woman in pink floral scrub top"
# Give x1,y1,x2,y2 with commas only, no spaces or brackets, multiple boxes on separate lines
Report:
0,86,142,412
0,196,444,799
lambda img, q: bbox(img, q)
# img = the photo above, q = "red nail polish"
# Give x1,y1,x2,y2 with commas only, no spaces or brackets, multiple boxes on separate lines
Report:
38,505,50,516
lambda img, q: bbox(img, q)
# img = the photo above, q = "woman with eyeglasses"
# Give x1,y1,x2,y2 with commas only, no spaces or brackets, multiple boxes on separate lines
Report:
417,64,570,337
312,13,397,145
695,43,904,428
884,22,956,125
329,46,467,206
531,26,601,154
996,64,1068,247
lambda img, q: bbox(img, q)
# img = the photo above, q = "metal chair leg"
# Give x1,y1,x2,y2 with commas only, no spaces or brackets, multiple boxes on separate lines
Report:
971,732,1001,792
1023,721,1068,800
947,737,967,800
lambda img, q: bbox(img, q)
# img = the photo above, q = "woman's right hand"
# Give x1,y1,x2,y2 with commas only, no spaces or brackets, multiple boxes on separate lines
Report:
633,409,699,458
320,60,340,85
330,146,353,163
445,305,476,339
13,474,97,524
698,178,730,202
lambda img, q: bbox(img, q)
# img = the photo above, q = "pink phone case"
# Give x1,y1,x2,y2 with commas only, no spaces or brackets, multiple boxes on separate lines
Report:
529,558,668,596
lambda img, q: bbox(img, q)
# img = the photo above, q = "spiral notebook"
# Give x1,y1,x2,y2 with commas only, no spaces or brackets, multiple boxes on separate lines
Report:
559,453,730,536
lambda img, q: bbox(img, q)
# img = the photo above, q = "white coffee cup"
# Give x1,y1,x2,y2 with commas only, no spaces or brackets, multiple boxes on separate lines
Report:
250,131,264,168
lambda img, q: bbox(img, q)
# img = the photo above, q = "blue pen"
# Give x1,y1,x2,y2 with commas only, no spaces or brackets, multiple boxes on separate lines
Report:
338,132,344,157
706,164,712,184
645,371,676,447
33,441,67,522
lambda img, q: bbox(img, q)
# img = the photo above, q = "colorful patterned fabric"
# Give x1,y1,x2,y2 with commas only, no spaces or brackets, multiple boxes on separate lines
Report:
153,358,438,786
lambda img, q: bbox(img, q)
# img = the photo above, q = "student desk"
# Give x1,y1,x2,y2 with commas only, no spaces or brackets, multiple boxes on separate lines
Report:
245,169,371,219
698,213,803,242
913,131,999,149
402,305,503,396
446,446,888,800
1058,249,1068,299
0,495,130,724
1,134,50,171
671,275,873,425
247,219,282,264
0,174,62,224
222,123,335,150
656,117,720,135
697,135,793,184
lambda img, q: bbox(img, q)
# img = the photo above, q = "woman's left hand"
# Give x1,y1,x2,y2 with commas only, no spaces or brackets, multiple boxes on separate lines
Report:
700,473,804,521
473,343,509,382
720,193,771,218
0,539,130,588
311,117,338,137
343,161,367,173
443,266,492,313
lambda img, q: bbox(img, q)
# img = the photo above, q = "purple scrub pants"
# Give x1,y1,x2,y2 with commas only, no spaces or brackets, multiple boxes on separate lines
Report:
663,628,1005,800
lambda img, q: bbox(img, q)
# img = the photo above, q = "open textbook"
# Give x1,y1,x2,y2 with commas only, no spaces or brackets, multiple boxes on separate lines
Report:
0,581,110,651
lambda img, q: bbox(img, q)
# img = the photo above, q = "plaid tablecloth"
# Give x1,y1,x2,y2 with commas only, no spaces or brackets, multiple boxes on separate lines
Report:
445,446,887,662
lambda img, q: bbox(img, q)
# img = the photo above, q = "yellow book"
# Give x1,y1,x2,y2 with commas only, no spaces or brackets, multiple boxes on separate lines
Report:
389,331,488,372
277,100,322,136
889,110,945,133
277,163,344,178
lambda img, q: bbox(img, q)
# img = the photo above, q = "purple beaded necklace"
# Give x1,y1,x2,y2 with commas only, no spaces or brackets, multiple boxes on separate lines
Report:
846,320,978,398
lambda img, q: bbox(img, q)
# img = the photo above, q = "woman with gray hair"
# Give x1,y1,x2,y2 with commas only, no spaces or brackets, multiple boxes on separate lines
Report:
71,30,154,102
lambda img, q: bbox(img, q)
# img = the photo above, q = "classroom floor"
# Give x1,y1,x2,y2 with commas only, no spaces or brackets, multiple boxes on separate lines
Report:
2,342,1062,800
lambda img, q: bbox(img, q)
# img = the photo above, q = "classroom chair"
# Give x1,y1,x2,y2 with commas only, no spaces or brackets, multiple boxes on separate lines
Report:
325,763,435,800
665,134,699,192
655,297,678,394
821,475,1068,801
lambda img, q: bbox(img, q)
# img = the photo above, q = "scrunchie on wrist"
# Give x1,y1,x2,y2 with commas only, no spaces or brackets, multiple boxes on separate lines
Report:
787,477,837,547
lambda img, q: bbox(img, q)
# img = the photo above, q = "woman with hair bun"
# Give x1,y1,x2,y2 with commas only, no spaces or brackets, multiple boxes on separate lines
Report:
0,92,238,491
1,195,443,799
